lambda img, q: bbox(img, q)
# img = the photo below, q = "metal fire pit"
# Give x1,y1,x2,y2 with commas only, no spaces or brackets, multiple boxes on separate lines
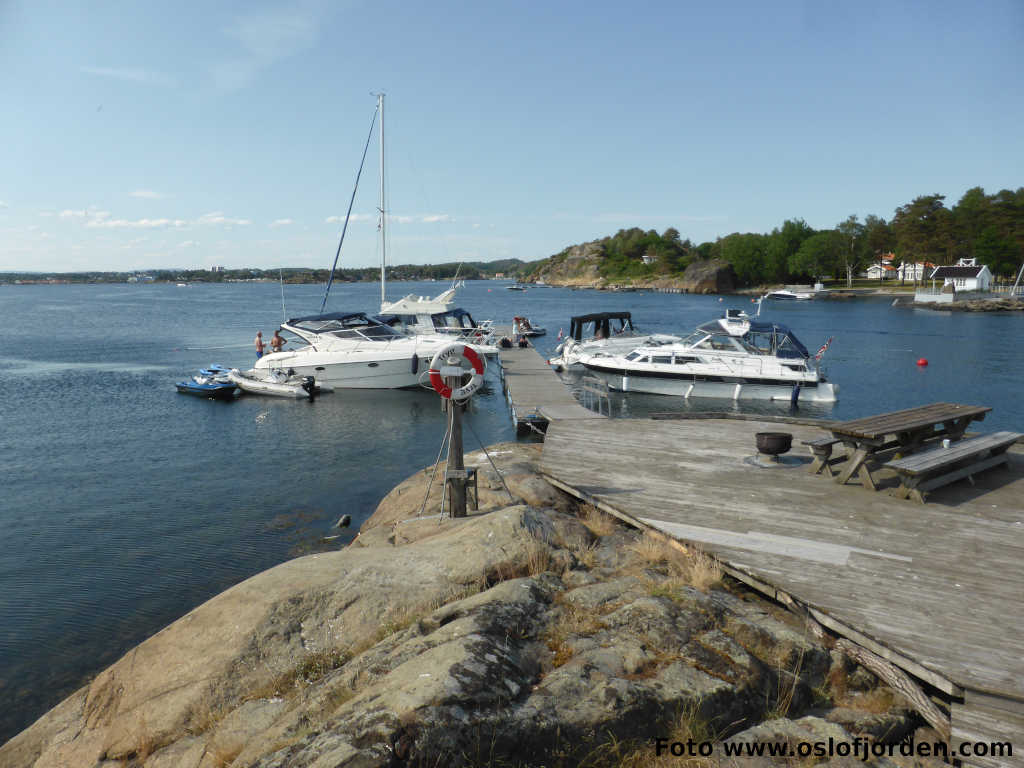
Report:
755,431,793,460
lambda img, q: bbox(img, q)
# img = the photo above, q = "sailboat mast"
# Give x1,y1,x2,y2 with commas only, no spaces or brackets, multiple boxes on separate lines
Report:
378,92,386,309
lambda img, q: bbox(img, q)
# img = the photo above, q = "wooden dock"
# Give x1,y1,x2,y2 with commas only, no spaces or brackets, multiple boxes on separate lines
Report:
496,339,604,435
539,417,1024,766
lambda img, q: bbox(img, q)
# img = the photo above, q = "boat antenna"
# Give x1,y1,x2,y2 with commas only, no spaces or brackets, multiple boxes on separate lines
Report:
279,267,287,323
320,99,380,316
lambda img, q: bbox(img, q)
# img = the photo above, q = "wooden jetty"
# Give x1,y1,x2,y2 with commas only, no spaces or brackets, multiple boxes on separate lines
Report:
496,338,604,435
539,417,1024,767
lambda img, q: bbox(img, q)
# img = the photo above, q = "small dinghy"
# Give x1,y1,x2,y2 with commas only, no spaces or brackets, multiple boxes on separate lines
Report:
228,368,331,399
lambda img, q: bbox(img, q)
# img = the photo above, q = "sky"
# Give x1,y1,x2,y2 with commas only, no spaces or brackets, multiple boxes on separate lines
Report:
1,0,1022,273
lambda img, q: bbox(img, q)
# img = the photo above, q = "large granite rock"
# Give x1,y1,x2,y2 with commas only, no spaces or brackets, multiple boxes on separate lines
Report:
680,258,737,294
2,452,917,768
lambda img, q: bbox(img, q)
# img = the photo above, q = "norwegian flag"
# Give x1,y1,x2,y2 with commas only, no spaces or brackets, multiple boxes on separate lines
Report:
814,337,834,361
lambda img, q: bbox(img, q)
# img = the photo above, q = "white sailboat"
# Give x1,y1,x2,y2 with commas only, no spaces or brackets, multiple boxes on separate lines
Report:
254,95,486,389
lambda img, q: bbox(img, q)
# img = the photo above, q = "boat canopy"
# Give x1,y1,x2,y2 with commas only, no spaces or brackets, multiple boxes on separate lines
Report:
569,312,635,341
696,317,810,359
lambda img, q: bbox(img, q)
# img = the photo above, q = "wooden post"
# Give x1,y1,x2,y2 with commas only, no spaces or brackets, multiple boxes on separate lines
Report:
446,372,467,518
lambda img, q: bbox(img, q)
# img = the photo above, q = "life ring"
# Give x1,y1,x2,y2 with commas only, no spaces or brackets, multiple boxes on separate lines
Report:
428,343,485,399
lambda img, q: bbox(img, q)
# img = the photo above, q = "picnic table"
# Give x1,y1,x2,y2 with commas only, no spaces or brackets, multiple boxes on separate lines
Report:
828,402,991,490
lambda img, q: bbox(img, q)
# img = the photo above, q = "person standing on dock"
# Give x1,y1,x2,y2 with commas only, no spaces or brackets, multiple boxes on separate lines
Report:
254,331,265,360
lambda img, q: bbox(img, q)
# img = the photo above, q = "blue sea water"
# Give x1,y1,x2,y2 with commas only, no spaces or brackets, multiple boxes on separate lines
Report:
1,280,1021,742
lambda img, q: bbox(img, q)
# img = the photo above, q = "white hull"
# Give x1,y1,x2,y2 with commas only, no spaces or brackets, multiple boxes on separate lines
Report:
255,350,428,389
583,365,837,403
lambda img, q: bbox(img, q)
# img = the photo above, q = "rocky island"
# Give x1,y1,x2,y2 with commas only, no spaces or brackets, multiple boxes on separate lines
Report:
1,444,944,767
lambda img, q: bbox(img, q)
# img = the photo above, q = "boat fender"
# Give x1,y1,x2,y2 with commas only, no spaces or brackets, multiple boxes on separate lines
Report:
428,343,485,400
411,355,419,374
790,382,801,407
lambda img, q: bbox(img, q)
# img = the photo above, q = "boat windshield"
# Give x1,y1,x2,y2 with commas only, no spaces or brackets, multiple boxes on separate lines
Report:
433,310,475,329
328,324,405,341
287,312,407,341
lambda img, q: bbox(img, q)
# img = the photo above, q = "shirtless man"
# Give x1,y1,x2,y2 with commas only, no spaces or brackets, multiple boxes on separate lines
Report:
254,331,265,359
270,330,285,353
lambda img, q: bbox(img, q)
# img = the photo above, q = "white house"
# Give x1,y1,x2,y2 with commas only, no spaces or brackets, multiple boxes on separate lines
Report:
928,258,992,292
897,261,935,282
865,263,896,280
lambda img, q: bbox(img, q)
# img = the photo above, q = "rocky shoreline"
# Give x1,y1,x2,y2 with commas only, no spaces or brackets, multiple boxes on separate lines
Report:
1,444,945,767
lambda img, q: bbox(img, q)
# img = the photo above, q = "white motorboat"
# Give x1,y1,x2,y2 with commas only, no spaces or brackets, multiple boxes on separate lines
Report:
764,283,825,301
549,311,682,372
254,311,476,389
376,288,498,356
578,309,838,403
228,368,332,399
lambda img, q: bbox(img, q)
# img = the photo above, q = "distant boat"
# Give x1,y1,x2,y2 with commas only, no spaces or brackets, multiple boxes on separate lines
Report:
506,284,527,291
765,289,813,301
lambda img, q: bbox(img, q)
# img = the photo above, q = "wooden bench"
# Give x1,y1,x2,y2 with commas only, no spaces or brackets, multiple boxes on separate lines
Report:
883,431,1021,503
803,436,844,476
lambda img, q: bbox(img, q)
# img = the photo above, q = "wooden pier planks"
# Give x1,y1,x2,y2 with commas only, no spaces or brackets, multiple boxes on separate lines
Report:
497,342,603,433
540,418,1024,763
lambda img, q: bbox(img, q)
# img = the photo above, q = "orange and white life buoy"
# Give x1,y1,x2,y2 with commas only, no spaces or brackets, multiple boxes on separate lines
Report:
428,343,485,399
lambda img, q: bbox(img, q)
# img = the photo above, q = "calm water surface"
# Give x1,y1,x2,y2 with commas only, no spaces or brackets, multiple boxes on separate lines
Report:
1,280,1021,741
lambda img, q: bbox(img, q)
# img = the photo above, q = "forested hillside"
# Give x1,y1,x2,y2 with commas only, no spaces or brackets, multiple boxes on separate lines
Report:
527,186,1024,288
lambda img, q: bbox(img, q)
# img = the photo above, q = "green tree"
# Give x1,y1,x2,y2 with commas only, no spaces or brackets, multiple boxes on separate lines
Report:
719,232,770,286
836,215,870,287
975,225,1019,279
790,231,842,280
765,219,815,284
892,195,951,281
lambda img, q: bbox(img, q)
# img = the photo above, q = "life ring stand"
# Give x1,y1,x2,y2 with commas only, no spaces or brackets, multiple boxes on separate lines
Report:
428,343,485,400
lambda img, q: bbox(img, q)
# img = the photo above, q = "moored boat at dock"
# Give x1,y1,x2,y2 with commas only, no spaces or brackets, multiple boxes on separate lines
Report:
577,308,837,403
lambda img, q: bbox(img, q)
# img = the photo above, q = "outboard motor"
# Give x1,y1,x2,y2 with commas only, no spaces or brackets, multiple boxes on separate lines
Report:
301,376,317,400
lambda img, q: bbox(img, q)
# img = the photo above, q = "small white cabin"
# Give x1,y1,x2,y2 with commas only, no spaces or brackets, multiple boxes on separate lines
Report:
929,258,992,292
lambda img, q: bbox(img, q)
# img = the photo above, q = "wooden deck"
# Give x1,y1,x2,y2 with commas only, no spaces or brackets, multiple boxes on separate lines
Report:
496,339,604,435
539,418,1024,766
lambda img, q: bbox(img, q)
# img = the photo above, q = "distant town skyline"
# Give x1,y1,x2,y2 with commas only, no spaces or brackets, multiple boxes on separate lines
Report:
2,0,1021,272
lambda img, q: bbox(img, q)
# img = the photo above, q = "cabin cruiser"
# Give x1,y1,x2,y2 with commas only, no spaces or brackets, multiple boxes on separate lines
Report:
548,311,682,372
577,309,838,403
254,311,483,389
375,288,498,356
764,283,825,301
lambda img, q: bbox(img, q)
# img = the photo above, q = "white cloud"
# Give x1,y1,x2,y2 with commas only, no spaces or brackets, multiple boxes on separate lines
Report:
178,240,199,248
212,5,320,90
59,209,88,219
87,218,187,229
197,211,251,226
130,189,164,199
269,218,294,228
388,213,452,225
325,214,372,224
80,66,175,87
0,201,8,208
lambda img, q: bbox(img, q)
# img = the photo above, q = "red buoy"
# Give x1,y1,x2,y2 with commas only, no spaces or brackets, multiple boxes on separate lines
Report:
916,358,928,367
